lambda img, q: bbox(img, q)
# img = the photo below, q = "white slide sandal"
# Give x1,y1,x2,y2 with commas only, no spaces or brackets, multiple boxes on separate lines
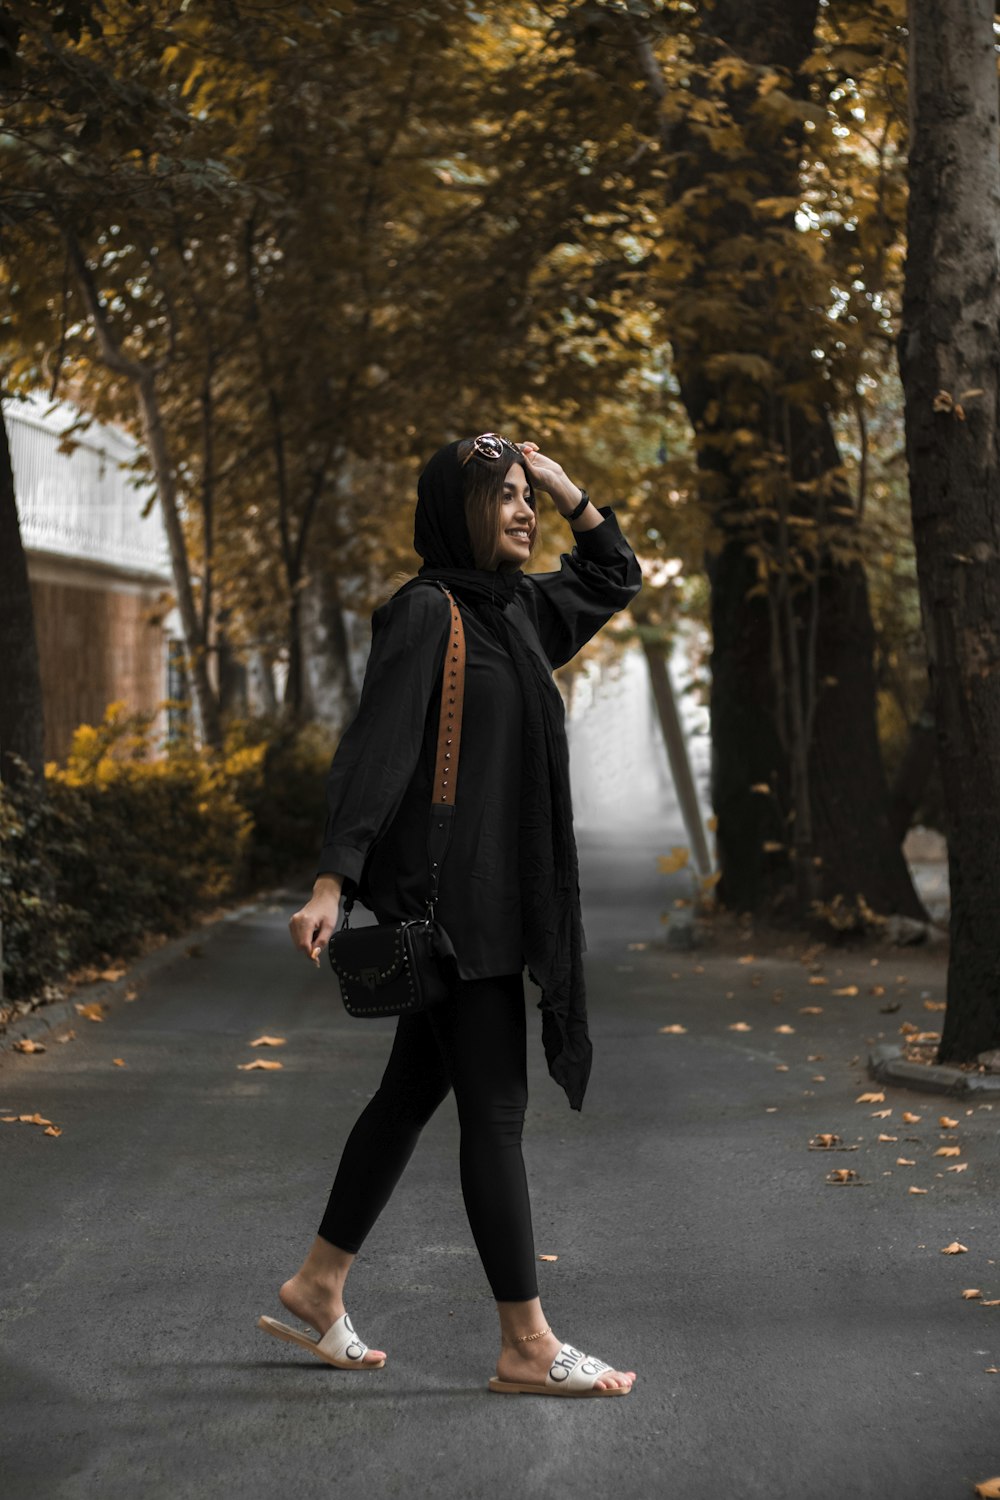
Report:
488,1342,632,1398
256,1311,385,1370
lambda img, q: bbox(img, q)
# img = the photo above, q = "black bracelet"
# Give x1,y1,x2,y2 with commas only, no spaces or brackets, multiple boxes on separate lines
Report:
565,488,590,522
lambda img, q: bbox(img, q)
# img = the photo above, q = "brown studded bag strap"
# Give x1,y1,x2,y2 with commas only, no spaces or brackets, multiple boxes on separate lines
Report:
425,587,466,914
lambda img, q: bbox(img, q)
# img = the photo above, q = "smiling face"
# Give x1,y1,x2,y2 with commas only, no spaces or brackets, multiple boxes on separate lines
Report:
494,462,537,565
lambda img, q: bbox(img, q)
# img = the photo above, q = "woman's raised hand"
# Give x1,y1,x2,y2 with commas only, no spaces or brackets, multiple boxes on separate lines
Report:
289,874,343,966
517,442,582,514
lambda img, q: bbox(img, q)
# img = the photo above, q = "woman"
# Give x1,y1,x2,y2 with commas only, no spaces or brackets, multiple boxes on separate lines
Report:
262,433,642,1397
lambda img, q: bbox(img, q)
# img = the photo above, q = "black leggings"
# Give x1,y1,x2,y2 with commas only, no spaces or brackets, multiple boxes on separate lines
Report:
318,972,539,1302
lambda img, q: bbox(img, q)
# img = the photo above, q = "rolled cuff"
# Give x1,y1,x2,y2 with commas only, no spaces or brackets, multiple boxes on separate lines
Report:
314,842,367,886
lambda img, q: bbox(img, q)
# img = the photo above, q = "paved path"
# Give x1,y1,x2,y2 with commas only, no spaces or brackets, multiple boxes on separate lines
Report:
2,831,997,1499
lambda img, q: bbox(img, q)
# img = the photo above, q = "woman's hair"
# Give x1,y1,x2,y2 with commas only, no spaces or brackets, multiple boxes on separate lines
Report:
457,438,538,571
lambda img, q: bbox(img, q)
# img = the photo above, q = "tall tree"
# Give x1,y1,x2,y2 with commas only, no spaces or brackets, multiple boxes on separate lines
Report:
898,0,1000,1061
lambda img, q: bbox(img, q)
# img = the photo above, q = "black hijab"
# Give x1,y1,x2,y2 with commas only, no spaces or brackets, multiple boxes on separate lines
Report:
394,438,592,1111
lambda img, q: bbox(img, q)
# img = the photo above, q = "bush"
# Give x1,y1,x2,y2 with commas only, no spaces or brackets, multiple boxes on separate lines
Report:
0,703,337,1004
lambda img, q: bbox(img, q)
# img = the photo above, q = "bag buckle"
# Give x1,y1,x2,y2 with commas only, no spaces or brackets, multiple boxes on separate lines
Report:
360,967,381,990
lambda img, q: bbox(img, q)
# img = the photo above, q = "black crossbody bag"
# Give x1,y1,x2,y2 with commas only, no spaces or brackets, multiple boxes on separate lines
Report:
327,586,466,1018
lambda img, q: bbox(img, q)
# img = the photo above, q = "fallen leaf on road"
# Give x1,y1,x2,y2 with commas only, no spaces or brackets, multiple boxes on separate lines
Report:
908,1186,928,1194
985,1367,999,1374
810,1133,841,1148
826,1168,858,1184
902,1111,922,1124
19,1113,52,1126
807,1053,825,1062
99,966,127,982
799,1006,823,1015
941,1241,968,1254
877,1134,898,1142
774,1024,795,1034
871,1109,893,1119
912,1031,940,1044
56,1030,76,1043
250,1035,287,1047
75,1003,106,1023
737,954,756,964
870,984,886,997
774,1064,789,1072
811,1075,826,1082
237,1059,283,1071
538,1254,558,1262
934,1146,961,1158
659,1025,688,1034
728,1022,751,1032
974,1480,1000,1498
832,986,859,997
43,1125,62,1137
2,1115,18,1122
112,1058,125,1067
946,1164,969,1173
856,1091,885,1103
13,1039,45,1053
963,1289,983,1300
982,1301,1000,1308
900,1022,919,1035
808,976,828,986
923,999,946,1011
939,1116,959,1129
124,986,139,1002
896,1158,916,1166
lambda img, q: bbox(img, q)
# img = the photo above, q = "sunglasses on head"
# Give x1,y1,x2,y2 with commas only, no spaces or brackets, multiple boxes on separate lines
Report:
461,432,522,464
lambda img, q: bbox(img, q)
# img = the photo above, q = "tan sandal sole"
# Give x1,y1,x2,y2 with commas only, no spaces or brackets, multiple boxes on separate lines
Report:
488,1376,631,1397
257,1315,386,1369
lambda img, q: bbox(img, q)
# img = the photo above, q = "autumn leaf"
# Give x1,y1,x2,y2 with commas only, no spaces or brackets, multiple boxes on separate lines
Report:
728,1022,752,1032
908,1186,928,1195
237,1059,283,1071
902,1112,922,1124
811,1075,826,1082
659,1024,688,1034
946,1163,969,1174
99,966,127,982
832,985,859,997
56,1030,76,1043
19,1113,52,1126
810,1133,841,1149
2,1115,19,1122
658,847,689,874
250,1035,287,1047
700,871,722,891
538,1254,558,1262
826,1168,858,1184
896,1158,916,1166
939,1116,959,1129
774,1064,789,1072
808,976,828,986
773,1024,795,1034
112,1058,126,1067
962,1289,983,1300
941,1241,968,1254
13,1039,45,1053
43,1125,62,1137
923,999,946,1012
871,1108,893,1119
75,1002,106,1023
934,1146,961,1158
973,1479,1000,1499
124,986,139,1002
856,1091,884,1103
736,954,756,964
870,984,886,997
877,1134,898,1142
799,1006,823,1015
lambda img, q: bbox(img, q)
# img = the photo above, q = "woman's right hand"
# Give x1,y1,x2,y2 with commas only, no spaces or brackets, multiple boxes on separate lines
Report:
289,874,343,965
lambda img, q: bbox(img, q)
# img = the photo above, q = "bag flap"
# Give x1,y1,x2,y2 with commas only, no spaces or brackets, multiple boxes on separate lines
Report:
328,923,408,985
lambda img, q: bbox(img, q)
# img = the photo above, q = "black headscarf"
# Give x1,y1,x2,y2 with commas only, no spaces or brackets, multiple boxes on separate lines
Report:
394,438,592,1111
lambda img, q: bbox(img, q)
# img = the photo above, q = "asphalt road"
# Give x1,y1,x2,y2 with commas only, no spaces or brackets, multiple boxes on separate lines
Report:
2,829,998,1500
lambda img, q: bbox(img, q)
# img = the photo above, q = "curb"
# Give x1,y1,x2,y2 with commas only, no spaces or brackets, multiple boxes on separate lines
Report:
868,1041,1000,1097
0,884,301,1053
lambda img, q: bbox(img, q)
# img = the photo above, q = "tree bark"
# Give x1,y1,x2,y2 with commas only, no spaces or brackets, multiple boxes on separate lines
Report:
299,566,358,732
899,0,1000,1061
0,398,45,783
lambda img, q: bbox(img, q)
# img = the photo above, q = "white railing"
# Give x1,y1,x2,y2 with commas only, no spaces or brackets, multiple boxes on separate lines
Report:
6,392,171,581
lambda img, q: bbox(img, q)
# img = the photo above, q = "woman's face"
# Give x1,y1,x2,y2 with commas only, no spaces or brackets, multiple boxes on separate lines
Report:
494,462,536,565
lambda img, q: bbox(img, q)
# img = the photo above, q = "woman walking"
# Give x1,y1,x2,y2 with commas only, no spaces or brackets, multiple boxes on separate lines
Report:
262,433,642,1397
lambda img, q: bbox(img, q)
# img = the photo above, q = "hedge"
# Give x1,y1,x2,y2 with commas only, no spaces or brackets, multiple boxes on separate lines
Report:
0,702,336,1004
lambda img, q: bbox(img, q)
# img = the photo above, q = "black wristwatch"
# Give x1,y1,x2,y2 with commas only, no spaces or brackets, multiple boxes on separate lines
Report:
565,489,590,522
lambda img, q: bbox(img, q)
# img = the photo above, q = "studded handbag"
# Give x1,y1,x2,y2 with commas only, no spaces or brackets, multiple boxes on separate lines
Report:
327,586,466,1019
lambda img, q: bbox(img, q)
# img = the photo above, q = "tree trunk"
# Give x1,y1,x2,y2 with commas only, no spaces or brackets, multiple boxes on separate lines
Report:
628,0,924,920
0,398,45,784
899,0,1000,1061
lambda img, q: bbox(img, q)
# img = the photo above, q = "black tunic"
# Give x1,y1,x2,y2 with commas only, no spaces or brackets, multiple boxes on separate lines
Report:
316,507,641,977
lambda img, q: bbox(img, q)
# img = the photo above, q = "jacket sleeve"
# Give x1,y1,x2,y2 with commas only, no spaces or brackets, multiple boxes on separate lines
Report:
518,506,642,670
315,585,450,884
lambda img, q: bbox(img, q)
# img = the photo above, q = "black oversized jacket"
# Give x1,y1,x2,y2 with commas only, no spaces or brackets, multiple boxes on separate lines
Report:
316,507,642,977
